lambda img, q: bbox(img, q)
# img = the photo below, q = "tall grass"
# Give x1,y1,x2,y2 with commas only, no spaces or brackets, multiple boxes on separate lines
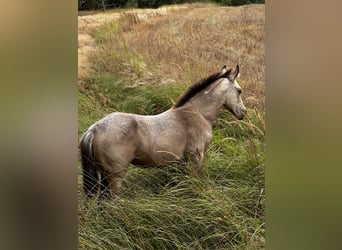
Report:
88,3,265,110
79,3,265,249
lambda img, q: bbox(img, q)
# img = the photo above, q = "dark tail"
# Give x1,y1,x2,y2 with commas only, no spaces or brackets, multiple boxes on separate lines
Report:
79,128,99,197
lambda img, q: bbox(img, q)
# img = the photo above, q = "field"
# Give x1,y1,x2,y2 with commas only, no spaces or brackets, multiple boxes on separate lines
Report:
78,3,265,249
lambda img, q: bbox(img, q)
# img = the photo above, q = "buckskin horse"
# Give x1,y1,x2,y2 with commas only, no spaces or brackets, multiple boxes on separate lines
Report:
80,65,247,198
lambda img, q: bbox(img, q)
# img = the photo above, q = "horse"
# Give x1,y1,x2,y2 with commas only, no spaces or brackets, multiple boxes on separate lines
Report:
80,65,247,198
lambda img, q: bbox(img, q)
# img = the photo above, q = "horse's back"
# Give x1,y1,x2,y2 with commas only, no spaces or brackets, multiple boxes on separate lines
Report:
94,112,138,139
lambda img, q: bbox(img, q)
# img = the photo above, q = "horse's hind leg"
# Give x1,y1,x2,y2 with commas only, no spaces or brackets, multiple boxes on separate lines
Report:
106,163,129,197
97,148,132,197
95,133,136,198
98,162,129,198
99,170,111,198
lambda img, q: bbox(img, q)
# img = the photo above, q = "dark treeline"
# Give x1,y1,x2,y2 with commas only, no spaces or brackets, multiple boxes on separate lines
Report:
78,0,265,10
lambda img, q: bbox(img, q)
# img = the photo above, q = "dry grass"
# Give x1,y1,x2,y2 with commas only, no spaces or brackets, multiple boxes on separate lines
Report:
91,3,265,111
78,4,191,85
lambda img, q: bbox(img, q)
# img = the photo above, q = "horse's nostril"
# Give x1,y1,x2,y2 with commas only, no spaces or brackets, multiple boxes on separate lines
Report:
243,109,247,115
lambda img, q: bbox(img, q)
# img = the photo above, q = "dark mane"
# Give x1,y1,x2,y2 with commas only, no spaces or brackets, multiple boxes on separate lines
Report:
173,70,229,108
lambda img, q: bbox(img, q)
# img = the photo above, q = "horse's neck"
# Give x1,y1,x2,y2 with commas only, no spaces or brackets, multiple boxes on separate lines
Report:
186,80,226,125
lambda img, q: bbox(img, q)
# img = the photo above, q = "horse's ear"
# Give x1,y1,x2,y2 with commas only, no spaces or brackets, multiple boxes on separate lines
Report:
221,65,227,74
228,64,240,81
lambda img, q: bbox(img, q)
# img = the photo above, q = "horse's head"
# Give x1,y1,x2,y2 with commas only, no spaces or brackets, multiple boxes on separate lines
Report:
222,65,247,120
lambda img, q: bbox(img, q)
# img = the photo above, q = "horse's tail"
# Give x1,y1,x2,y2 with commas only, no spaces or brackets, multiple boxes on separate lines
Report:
79,127,99,197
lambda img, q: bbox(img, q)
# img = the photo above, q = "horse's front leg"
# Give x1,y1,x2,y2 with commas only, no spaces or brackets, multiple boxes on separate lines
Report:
188,147,205,175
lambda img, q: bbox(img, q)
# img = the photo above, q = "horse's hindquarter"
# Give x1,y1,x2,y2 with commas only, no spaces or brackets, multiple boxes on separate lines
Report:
91,113,139,169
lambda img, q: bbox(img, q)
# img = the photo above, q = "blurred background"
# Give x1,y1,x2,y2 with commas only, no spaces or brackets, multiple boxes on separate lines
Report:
0,0,341,249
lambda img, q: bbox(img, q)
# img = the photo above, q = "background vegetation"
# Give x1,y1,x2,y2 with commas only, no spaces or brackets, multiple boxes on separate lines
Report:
78,3,265,249
78,0,265,10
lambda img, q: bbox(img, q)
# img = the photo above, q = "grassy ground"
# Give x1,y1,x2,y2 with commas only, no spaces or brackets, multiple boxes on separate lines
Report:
78,3,265,249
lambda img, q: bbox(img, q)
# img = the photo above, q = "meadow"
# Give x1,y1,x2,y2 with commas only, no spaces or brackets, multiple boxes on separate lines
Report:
78,3,265,249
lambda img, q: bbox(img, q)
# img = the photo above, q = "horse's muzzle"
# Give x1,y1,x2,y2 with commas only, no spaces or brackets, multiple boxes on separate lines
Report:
238,108,247,120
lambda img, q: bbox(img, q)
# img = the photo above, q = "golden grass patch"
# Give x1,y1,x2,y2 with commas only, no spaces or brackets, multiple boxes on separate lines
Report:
90,4,265,111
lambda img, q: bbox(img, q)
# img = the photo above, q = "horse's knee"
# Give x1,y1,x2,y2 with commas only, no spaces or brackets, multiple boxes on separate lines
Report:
189,148,204,166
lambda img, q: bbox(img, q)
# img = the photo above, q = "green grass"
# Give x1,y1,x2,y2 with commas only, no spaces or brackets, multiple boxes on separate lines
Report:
78,4,265,249
78,76,265,249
